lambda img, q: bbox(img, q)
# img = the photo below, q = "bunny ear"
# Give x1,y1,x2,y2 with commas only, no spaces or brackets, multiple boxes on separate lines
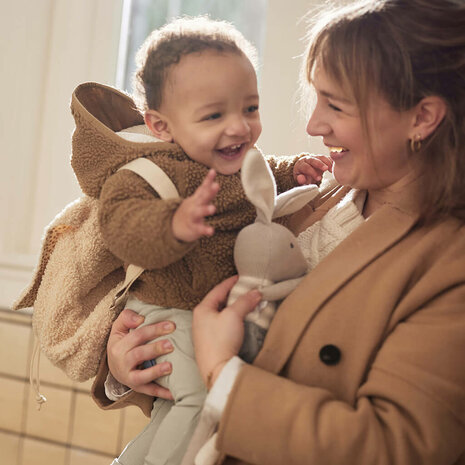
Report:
273,184,320,219
241,149,276,223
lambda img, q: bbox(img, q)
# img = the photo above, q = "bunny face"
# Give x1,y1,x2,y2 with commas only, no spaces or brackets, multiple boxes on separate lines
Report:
234,221,308,284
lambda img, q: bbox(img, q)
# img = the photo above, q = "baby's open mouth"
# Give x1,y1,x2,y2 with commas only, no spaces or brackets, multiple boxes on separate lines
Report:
217,143,245,157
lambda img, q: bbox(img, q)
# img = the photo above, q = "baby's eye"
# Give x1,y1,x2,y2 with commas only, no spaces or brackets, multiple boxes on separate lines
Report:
328,103,342,112
246,105,259,113
205,112,221,120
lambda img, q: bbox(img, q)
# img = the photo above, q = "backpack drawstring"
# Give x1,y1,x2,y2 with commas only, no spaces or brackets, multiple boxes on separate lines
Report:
29,339,47,410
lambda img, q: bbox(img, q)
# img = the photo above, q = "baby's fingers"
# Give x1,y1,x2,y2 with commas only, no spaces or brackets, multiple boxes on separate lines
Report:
194,169,219,205
309,155,333,171
305,156,331,172
297,163,322,183
317,155,333,171
192,221,214,237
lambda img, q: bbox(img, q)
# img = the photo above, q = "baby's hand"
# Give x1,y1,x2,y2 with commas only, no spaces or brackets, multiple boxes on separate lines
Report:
172,169,219,242
294,155,333,185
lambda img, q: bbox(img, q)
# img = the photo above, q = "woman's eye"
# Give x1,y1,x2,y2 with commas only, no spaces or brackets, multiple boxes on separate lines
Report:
246,105,259,113
328,103,342,112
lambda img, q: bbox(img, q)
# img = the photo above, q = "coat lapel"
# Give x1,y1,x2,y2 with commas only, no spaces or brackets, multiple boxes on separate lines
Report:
254,203,420,374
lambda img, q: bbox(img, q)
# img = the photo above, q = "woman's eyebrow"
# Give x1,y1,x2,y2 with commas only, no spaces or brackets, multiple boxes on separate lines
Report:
319,89,352,104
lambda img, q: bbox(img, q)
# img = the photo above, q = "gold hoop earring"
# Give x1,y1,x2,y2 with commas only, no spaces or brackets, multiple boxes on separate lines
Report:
410,134,422,153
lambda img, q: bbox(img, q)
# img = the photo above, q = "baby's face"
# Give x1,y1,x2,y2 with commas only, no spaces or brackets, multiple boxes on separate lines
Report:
159,50,262,175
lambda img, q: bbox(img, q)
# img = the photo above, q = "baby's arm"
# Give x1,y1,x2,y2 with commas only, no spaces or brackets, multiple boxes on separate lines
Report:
100,168,220,269
172,169,219,242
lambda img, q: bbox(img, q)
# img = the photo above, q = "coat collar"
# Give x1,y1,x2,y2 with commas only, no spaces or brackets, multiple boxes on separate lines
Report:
254,201,420,374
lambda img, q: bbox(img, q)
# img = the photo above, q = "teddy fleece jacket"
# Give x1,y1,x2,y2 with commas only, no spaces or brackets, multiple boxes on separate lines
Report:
71,82,302,310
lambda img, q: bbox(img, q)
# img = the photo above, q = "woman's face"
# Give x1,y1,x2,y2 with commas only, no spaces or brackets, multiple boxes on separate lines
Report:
306,64,418,191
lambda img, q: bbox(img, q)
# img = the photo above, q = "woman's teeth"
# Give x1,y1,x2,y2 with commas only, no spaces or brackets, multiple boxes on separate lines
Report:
329,146,347,153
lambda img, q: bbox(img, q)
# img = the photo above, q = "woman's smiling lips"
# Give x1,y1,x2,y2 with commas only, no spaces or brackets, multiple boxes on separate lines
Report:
327,145,349,161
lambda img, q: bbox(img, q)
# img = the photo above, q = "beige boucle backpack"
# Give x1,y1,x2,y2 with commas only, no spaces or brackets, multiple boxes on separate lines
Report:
13,158,178,404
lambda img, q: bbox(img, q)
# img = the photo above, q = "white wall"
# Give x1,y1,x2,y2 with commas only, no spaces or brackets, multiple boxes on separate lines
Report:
0,0,328,309
259,0,326,157
0,0,123,307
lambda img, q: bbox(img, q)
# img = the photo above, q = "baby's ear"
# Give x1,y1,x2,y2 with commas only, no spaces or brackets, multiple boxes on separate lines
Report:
144,110,173,142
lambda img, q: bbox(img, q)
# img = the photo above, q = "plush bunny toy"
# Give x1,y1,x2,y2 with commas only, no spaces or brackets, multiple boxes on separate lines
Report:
229,148,320,362
182,149,319,465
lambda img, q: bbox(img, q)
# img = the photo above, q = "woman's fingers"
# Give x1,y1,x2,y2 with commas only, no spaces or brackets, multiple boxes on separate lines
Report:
110,314,175,356
110,309,144,337
127,338,174,367
192,277,262,385
126,321,175,350
224,288,262,320
127,359,172,386
107,311,176,393
136,380,174,399
196,275,239,314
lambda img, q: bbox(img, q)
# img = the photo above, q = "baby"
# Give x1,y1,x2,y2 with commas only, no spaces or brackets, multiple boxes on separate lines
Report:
95,16,329,465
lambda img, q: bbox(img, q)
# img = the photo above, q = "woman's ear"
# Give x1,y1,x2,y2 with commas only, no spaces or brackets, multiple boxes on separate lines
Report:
410,96,447,140
144,110,174,142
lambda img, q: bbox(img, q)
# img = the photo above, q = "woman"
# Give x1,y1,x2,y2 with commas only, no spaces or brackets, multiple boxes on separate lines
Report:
95,0,465,463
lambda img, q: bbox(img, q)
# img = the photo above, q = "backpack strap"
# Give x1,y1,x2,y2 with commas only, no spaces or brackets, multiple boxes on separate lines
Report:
118,157,178,199
110,157,180,309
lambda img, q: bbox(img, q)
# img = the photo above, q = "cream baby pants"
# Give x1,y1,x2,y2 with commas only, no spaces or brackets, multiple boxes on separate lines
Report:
113,296,207,465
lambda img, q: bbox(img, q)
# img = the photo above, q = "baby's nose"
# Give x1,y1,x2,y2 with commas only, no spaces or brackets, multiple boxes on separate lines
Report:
225,116,250,137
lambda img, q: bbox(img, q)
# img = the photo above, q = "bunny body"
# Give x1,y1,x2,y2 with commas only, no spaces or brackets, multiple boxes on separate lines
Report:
228,150,318,363
230,221,309,362
230,221,308,327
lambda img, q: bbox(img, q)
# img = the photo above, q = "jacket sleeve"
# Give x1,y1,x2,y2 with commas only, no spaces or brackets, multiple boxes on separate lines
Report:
217,273,465,464
264,153,304,194
99,169,196,270
91,351,154,417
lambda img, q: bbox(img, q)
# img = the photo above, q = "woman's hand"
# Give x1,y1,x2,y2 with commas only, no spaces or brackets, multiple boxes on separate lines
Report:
192,276,262,388
107,309,176,399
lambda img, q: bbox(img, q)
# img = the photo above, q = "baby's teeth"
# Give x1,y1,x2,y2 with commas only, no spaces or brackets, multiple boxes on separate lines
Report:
220,144,242,153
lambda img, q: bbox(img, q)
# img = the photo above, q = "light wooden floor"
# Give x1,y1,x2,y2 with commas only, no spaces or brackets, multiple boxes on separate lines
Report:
0,308,150,465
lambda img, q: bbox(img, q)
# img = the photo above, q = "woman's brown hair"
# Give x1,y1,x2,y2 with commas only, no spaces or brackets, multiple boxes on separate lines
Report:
304,0,465,223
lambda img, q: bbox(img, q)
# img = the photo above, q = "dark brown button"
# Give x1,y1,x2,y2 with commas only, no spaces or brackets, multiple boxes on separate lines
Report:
319,344,341,365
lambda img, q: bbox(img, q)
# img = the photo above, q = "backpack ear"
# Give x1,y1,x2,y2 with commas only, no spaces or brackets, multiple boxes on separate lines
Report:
273,184,319,219
241,149,276,224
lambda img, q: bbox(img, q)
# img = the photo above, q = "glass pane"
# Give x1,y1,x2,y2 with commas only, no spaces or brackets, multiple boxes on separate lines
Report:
117,0,267,91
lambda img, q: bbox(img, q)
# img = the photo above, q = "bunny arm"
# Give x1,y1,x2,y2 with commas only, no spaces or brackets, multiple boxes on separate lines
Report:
259,276,304,302
227,275,266,305
245,278,304,330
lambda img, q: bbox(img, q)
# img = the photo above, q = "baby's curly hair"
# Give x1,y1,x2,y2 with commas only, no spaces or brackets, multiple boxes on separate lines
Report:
133,16,258,112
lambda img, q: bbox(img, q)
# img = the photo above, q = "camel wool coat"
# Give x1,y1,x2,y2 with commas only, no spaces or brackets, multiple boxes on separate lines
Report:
93,189,465,465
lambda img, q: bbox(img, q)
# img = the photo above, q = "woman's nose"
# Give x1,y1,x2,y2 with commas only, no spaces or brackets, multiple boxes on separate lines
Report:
306,108,331,137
